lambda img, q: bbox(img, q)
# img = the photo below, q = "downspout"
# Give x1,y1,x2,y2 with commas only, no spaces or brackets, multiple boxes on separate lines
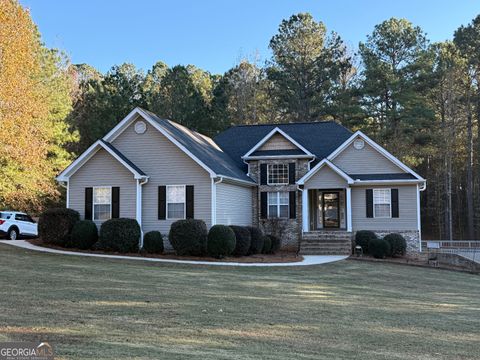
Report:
137,176,149,249
59,181,69,208
211,176,224,226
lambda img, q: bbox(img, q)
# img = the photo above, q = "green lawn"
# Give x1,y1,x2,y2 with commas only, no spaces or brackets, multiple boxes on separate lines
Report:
0,244,479,360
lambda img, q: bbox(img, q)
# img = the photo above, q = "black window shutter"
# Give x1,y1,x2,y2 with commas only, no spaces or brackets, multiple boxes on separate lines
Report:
391,188,399,218
186,185,194,219
366,189,373,218
112,187,120,218
260,164,267,185
289,191,296,219
85,187,93,220
260,192,268,219
289,163,296,184
158,186,166,220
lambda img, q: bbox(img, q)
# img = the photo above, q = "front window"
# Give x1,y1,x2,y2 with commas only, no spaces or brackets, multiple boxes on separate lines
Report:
268,192,289,218
167,185,186,219
267,164,289,185
93,187,111,220
373,189,391,218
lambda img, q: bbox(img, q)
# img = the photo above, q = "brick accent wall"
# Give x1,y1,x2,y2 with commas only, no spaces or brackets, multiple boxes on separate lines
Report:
249,158,310,251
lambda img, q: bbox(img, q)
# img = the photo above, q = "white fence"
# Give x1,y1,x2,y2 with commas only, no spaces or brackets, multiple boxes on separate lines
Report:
423,240,480,263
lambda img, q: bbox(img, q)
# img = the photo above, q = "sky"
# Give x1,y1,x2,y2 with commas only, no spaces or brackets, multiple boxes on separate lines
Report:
20,0,480,75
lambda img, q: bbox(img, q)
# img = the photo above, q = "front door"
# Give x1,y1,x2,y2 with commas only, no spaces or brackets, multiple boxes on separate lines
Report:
322,192,340,228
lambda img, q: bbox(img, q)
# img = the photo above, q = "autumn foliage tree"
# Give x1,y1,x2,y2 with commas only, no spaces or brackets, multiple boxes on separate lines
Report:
0,0,76,212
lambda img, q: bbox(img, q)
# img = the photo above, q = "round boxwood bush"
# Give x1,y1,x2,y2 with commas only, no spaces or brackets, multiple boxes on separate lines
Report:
96,218,141,253
384,233,406,257
355,230,377,254
368,238,391,259
262,235,272,254
38,208,80,246
246,226,264,255
68,220,98,249
268,234,282,254
207,225,236,258
143,231,164,254
169,219,207,256
229,225,251,256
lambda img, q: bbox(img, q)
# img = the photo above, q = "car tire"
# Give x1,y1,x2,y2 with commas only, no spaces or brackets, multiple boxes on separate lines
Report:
8,228,18,241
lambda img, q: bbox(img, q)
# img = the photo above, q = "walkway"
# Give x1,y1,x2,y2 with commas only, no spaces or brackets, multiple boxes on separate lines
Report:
0,240,348,267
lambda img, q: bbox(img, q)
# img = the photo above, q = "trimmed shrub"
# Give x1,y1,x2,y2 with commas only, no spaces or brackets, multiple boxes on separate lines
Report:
262,235,272,254
68,220,98,249
143,231,164,254
246,226,264,255
169,219,207,256
38,208,80,246
368,238,391,259
96,218,141,253
268,234,282,254
384,233,407,257
207,225,236,258
355,230,377,254
229,225,251,256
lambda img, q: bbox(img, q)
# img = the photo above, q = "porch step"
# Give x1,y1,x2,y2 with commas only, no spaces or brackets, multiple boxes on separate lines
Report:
300,231,353,255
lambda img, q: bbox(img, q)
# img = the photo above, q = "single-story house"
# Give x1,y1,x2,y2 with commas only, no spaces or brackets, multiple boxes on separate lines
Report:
57,107,426,255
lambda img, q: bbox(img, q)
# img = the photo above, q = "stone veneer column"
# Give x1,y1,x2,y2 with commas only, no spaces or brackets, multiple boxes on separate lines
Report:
250,158,310,251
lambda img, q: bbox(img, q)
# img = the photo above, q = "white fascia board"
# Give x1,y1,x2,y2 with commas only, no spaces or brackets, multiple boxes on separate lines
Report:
242,127,315,158
297,159,354,185
103,107,217,178
351,179,425,186
56,140,146,181
216,175,257,187
243,154,314,160
327,130,425,181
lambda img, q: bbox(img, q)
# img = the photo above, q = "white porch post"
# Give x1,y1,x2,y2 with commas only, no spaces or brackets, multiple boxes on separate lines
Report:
346,187,352,232
136,179,143,248
302,188,309,232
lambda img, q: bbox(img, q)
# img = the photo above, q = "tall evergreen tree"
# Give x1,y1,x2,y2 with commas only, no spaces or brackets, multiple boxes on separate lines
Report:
359,18,434,165
267,13,351,122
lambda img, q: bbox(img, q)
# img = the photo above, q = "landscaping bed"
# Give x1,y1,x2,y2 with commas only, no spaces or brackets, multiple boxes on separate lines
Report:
28,238,302,263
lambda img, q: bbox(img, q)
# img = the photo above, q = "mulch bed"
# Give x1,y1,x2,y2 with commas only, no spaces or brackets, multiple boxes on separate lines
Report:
27,239,302,263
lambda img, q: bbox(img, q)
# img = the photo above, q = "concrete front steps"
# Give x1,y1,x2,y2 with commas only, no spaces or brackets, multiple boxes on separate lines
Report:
300,231,353,255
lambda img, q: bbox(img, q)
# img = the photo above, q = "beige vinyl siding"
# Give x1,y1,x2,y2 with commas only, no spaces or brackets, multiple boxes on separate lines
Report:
304,166,347,189
216,182,253,226
351,185,418,231
69,148,136,225
332,140,405,174
111,117,211,235
259,133,298,151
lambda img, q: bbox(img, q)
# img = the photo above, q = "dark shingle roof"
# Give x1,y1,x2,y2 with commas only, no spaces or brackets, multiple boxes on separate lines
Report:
214,122,352,171
141,109,254,183
349,173,417,181
101,140,147,176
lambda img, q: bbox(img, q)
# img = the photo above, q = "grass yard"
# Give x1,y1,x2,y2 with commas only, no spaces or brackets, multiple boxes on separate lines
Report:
0,244,479,360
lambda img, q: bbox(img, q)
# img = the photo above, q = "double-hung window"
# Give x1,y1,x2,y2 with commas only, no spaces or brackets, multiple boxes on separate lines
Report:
167,185,186,219
267,164,289,185
93,187,111,220
268,192,289,218
373,189,391,218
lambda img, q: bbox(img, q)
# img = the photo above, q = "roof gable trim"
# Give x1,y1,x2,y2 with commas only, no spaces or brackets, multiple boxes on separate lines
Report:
102,107,216,177
297,159,354,185
242,127,315,159
327,131,425,181
56,140,147,181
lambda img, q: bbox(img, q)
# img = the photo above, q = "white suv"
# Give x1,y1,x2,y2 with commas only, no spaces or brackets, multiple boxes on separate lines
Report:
0,211,38,240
